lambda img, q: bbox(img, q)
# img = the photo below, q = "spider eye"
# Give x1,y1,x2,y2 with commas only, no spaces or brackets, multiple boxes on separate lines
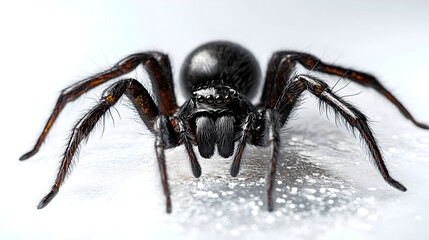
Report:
206,95,214,104
224,95,232,103
215,95,223,104
197,95,204,103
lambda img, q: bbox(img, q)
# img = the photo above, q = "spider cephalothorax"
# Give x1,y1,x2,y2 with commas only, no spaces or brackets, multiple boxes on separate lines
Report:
21,41,428,213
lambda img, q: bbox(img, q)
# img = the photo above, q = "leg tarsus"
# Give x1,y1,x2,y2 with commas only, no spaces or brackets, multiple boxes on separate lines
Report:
20,96,68,161
37,188,59,209
19,149,39,161
166,196,172,213
387,177,407,192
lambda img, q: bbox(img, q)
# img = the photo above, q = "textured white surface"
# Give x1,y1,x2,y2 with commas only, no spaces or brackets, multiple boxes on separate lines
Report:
1,0,429,239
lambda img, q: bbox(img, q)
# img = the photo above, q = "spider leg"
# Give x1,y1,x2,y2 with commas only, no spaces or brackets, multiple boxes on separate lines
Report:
143,52,178,115
276,74,407,192
230,115,254,177
261,51,428,129
176,117,202,178
263,109,281,212
154,115,177,213
259,56,408,211
37,79,178,213
241,109,280,211
20,52,178,160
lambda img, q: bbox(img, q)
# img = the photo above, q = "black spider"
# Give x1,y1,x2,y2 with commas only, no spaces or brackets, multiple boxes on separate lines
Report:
20,41,428,213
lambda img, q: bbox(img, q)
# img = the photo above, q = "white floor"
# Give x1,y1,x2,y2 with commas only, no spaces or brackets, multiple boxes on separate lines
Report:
1,1,429,239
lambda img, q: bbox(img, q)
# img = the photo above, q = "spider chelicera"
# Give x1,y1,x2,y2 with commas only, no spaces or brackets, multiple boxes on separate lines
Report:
20,41,428,213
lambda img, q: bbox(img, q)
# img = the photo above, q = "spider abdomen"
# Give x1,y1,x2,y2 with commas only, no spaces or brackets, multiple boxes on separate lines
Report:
180,41,261,99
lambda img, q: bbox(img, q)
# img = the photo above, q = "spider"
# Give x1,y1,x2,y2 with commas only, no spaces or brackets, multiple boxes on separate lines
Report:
20,41,428,213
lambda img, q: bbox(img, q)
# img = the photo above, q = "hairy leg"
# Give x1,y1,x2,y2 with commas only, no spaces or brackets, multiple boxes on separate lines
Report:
37,79,178,212
260,51,428,128
276,74,407,192
21,52,178,160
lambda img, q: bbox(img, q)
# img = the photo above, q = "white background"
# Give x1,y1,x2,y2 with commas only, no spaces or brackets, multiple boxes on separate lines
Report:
1,0,429,239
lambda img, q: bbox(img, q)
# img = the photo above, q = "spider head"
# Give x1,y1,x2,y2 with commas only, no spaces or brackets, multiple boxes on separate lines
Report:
191,82,239,110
